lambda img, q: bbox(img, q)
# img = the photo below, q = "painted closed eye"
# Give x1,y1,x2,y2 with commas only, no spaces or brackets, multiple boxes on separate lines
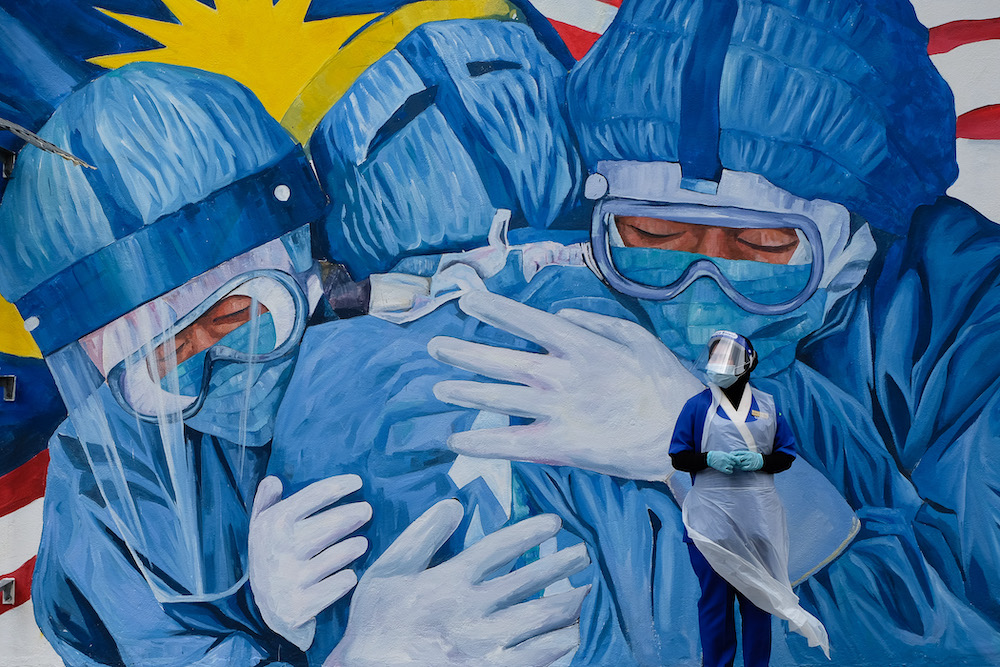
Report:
735,228,799,254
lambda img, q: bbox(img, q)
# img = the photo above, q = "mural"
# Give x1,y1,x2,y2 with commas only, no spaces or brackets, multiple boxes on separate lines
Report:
2,1,1000,665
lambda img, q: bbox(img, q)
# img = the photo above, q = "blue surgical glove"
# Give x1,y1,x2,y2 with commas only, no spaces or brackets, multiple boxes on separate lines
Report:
706,451,738,475
733,450,764,472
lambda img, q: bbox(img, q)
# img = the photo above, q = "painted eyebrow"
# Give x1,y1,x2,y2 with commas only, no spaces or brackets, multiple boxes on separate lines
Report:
466,60,522,77
366,85,439,159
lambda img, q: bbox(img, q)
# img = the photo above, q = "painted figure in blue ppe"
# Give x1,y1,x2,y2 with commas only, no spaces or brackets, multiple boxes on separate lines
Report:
670,331,824,667
271,0,1000,665
0,61,591,667
0,62,331,666
309,13,583,283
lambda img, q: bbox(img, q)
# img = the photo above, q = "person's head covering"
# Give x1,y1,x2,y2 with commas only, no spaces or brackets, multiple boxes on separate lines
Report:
310,19,582,279
567,0,957,235
0,62,326,355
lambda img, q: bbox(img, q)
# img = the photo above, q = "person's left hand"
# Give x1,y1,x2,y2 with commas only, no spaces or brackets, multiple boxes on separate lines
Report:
428,291,704,481
732,450,764,472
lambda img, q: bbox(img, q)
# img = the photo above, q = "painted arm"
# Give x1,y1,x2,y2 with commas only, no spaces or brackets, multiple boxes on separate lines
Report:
32,430,299,667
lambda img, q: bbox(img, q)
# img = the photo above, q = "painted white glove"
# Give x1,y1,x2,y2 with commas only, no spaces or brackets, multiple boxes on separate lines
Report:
428,291,704,481
326,500,591,667
249,475,372,650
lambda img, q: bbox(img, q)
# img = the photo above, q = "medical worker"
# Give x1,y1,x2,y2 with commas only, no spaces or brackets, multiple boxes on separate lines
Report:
307,8,582,284
670,332,822,666
267,0,1000,665
0,62,587,667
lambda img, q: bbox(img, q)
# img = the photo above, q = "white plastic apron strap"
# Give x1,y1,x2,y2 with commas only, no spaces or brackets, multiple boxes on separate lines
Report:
708,383,758,452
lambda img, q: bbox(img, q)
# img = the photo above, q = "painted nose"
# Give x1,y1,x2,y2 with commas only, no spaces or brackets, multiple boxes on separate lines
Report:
692,226,733,259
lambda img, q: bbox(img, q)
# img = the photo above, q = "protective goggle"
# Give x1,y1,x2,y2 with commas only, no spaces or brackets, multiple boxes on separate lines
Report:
590,198,825,315
107,269,308,422
697,331,756,376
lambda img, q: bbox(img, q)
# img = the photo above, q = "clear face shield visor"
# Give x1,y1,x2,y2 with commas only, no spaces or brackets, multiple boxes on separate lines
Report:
44,227,320,603
590,199,824,316
696,332,755,377
106,269,307,422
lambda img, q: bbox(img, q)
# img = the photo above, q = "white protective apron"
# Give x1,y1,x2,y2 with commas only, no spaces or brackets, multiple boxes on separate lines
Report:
682,384,830,658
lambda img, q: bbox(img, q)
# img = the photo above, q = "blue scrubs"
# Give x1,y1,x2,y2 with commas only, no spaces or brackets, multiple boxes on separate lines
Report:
670,389,798,667
32,418,304,666
32,198,1000,665
688,543,771,667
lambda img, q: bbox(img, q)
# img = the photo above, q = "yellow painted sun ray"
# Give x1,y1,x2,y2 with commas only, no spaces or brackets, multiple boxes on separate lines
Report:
157,0,215,27
89,0,380,120
282,0,520,142
0,297,41,358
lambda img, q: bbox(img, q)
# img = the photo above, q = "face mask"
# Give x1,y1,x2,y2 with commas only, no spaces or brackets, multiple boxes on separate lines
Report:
183,354,297,448
706,370,739,388
164,314,292,447
612,247,826,376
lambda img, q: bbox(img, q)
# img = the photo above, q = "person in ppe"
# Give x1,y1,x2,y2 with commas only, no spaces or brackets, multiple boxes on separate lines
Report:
0,62,589,667
0,61,341,665
306,11,583,318
670,332,823,666
424,0,1000,664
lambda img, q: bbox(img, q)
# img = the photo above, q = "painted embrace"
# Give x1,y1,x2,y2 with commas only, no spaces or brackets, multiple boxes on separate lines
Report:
2,0,1000,665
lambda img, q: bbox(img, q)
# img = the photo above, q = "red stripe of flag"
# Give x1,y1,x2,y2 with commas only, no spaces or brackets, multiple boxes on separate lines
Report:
0,556,36,616
957,104,1000,139
0,449,49,516
928,17,1000,55
548,18,602,61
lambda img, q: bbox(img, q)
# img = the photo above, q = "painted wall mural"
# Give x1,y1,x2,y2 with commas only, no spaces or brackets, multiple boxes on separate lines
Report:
2,1,1000,665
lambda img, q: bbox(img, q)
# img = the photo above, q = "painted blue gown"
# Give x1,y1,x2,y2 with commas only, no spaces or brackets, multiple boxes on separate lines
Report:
265,195,1000,666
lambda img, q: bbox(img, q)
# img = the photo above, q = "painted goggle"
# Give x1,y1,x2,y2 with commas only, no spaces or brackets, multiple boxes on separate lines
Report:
590,198,825,315
108,269,308,421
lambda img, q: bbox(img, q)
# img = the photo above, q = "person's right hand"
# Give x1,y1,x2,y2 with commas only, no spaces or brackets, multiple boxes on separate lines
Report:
326,500,592,667
249,475,372,650
707,451,738,474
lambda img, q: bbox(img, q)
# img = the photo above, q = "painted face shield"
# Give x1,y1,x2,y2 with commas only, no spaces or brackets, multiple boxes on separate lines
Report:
44,227,322,603
585,162,876,375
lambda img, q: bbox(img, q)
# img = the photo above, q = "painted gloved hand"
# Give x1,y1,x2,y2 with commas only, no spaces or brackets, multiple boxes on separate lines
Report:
428,291,704,481
732,450,764,472
249,475,372,650
707,451,738,475
326,500,591,667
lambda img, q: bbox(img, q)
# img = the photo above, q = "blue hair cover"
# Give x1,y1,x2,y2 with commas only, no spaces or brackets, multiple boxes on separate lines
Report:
567,0,958,234
0,63,326,354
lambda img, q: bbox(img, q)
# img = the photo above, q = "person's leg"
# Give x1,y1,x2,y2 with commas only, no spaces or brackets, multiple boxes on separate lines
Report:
688,543,738,667
736,591,772,667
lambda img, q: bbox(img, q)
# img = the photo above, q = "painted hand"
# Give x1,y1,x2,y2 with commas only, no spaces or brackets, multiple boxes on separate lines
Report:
326,500,591,667
249,475,372,650
428,290,704,481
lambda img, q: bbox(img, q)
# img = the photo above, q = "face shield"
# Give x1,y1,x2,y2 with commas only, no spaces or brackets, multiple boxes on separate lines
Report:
696,331,756,387
44,226,322,603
